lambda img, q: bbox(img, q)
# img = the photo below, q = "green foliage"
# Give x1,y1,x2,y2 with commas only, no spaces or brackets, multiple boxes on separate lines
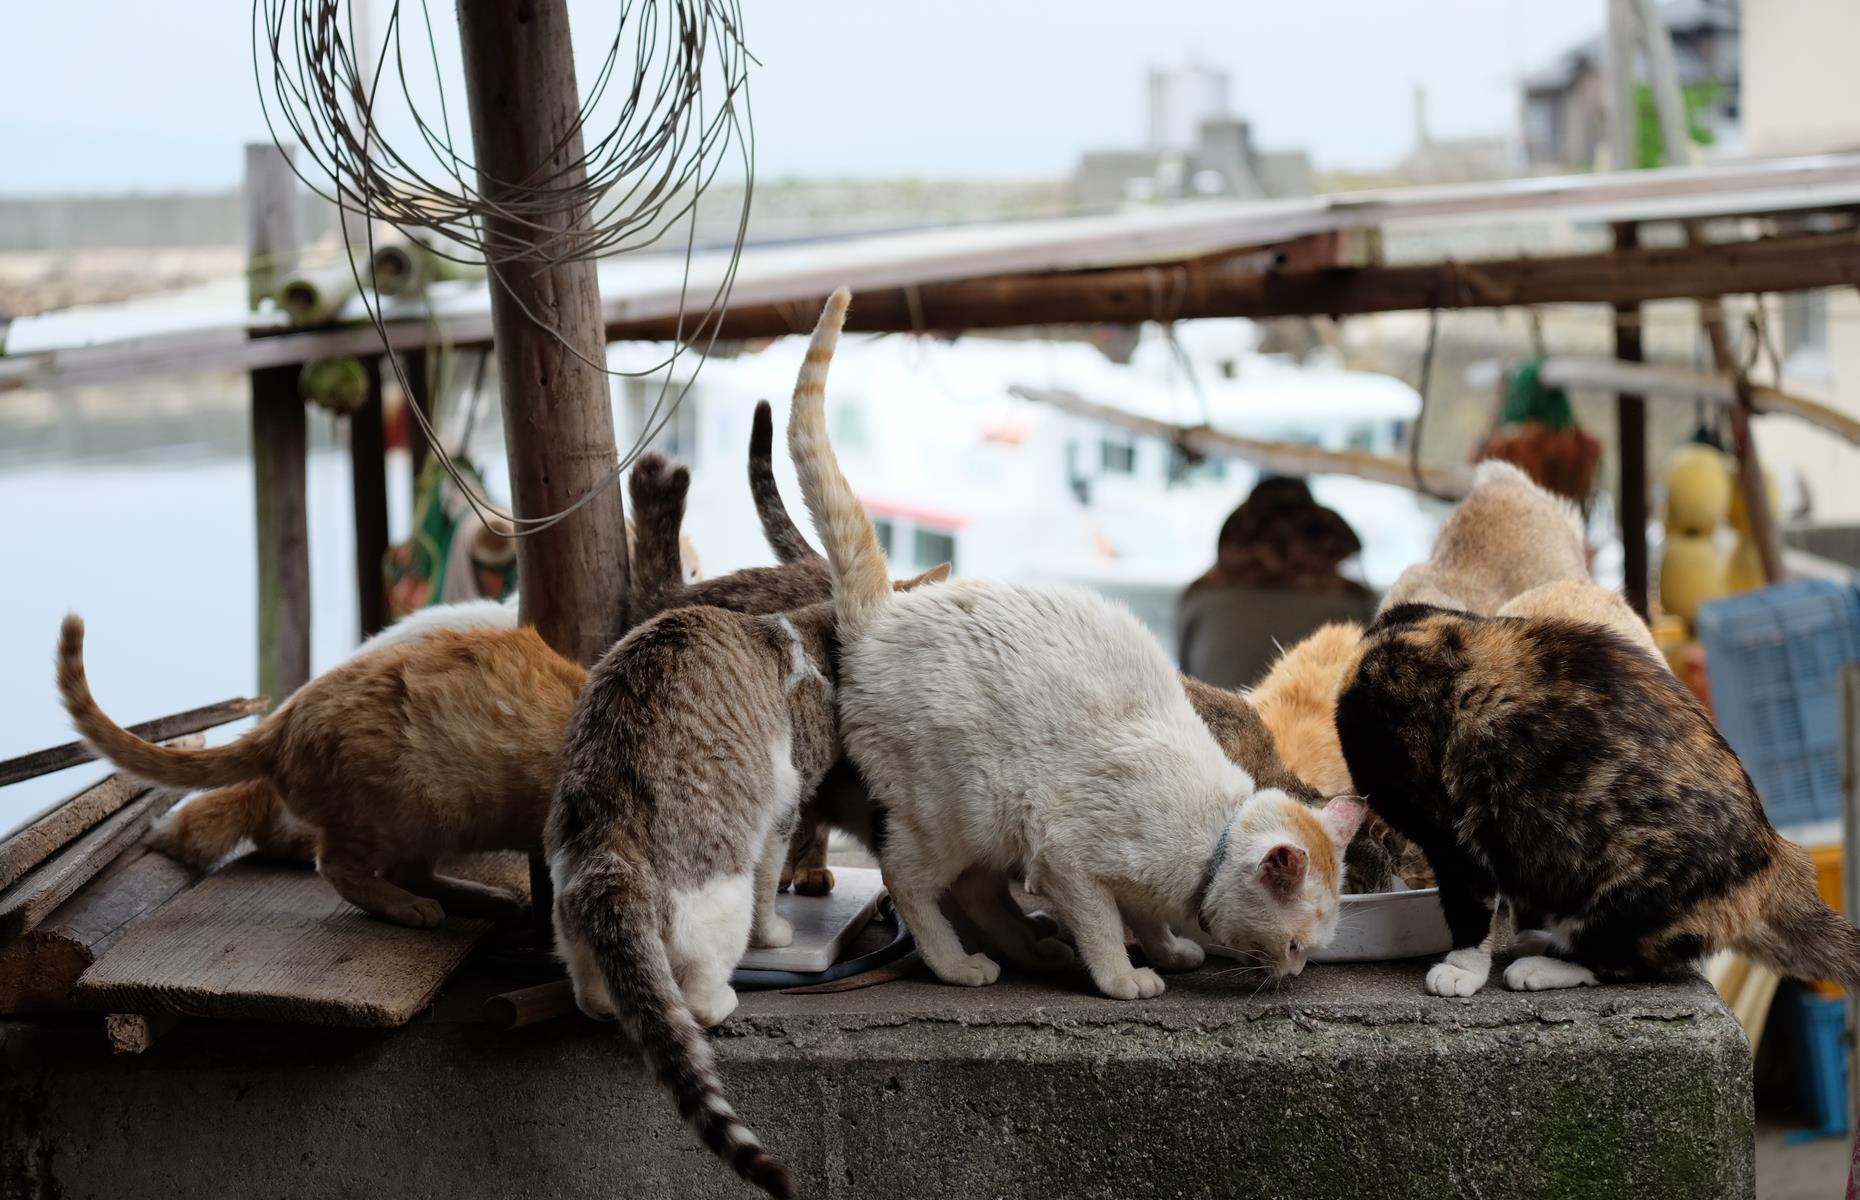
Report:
1636,82,1722,169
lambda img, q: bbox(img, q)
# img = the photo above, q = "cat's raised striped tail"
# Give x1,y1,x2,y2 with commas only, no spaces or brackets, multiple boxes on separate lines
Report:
559,854,795,1199
787,289,891,638
749,400,818,564
57,615,280,793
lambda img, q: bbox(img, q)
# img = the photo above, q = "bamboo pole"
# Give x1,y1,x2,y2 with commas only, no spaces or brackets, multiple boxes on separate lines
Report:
1538,357,1860,447
1010,385,1471,498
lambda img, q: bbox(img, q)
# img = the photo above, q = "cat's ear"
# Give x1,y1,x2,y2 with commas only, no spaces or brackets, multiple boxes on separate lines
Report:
1259,844,1308,895
1320,794,1367,846
899,563,952,589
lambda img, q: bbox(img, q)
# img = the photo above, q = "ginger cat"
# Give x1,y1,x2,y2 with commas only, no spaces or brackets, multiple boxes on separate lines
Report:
62,617,582,926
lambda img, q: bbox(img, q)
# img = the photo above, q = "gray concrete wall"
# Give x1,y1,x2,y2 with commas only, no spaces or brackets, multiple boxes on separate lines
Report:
0,962,1753,1199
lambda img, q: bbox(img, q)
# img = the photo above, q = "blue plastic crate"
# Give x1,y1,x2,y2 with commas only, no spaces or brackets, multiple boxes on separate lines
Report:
1697,579,1860,828
1778,985,1849,1141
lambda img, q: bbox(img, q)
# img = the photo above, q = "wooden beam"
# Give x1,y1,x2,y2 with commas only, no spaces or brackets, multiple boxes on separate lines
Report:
457,0,630,669
351,356,390,639
1010,385,1472,498
0,697,266,790
592,230,1860,341
105,1010,182,1055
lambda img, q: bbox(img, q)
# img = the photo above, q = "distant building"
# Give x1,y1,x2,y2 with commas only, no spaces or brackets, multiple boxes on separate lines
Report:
1388,87,1518,184
1073,63,1313,210
1520,0,1740,171
1742,0,1860,521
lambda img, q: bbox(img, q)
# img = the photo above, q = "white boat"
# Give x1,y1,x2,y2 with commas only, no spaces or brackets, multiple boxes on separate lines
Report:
606,318,1440,644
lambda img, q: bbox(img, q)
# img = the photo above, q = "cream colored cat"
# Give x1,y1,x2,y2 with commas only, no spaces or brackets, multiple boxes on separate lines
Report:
789,289,1364,998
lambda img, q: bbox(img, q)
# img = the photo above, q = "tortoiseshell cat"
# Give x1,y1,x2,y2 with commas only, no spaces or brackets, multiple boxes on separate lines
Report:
1336,603,1860,996
548,462,945,1200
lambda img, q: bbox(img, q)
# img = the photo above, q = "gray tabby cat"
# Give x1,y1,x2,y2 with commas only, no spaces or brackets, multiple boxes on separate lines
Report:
545,457,946,1200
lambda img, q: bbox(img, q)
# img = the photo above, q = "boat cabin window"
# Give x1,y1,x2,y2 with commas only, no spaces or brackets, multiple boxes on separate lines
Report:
913,528,956,571
1100,437,1137,474
622,379,700,464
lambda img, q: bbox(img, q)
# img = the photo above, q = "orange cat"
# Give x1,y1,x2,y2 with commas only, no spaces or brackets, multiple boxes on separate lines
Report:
1249,622,1433,889
59,617,584,926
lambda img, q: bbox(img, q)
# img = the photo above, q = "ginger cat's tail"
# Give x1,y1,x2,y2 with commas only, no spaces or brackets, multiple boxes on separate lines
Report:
786,288,891,639
748,400,818,564
57,615,279,792
563,855,794,1199
1733,841,1860,988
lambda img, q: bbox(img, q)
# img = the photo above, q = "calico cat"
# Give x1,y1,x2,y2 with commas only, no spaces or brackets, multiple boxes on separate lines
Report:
547,468,946,1200
62,617,583,926
150,407,814,875
1335,603,1860,996
791,288,1364,997
1382,459,1588,616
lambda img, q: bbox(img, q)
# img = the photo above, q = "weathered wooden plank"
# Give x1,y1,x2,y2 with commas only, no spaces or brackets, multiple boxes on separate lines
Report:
0,775,144,891
0,844,195,1013
0,788,183,946
73,860,507,1027
0,698,263,789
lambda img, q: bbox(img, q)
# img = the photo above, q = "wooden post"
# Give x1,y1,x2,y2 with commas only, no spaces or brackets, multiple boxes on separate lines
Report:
351,355,390,639
1614,223,1650,618
1604,0,1640,171
456,0,629,668
246,144,312,703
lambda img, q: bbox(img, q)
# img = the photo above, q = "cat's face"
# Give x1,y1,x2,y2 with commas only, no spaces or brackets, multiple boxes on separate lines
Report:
1205,791,1366,977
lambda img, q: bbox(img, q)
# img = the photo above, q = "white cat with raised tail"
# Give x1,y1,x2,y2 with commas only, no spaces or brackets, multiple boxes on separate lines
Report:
787,289,1364,998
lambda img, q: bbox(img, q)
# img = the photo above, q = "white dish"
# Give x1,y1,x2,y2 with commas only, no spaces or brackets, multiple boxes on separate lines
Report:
1308,886,1451,963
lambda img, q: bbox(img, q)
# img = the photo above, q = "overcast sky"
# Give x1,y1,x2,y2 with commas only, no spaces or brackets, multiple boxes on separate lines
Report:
0,1,1603,195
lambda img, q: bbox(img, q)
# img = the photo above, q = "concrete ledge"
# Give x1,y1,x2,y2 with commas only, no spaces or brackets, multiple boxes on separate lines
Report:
0,961,1752,1199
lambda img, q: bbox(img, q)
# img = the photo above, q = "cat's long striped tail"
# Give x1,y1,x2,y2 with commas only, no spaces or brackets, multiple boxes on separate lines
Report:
56,615,280,792
786,288,892,639
559,853,794,1199
1733,841,1860,988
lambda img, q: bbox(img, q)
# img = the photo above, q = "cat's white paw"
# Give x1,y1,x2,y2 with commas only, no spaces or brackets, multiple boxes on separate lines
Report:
1146,935,1205,972
753,915,794,949
1504,955,1599,992
1510,928,1559,957
1425,948,1491,997
386,898,446,929
689,986,739,1028
936,952,1001,987
1096,966,1167,1000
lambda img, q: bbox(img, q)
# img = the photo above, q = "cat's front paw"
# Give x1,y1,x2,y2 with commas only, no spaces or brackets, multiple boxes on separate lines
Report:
689,986,739,1028
385,898,446,929
935,952,1001,987
1146,935,1206,972
790,867,835,897
1425,949,1491,997
753,915,794,949
1095,966,1166,1000
1503,955,1599,992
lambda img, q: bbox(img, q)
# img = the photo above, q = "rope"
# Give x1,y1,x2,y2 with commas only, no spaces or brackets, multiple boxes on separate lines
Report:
254,0,757,537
